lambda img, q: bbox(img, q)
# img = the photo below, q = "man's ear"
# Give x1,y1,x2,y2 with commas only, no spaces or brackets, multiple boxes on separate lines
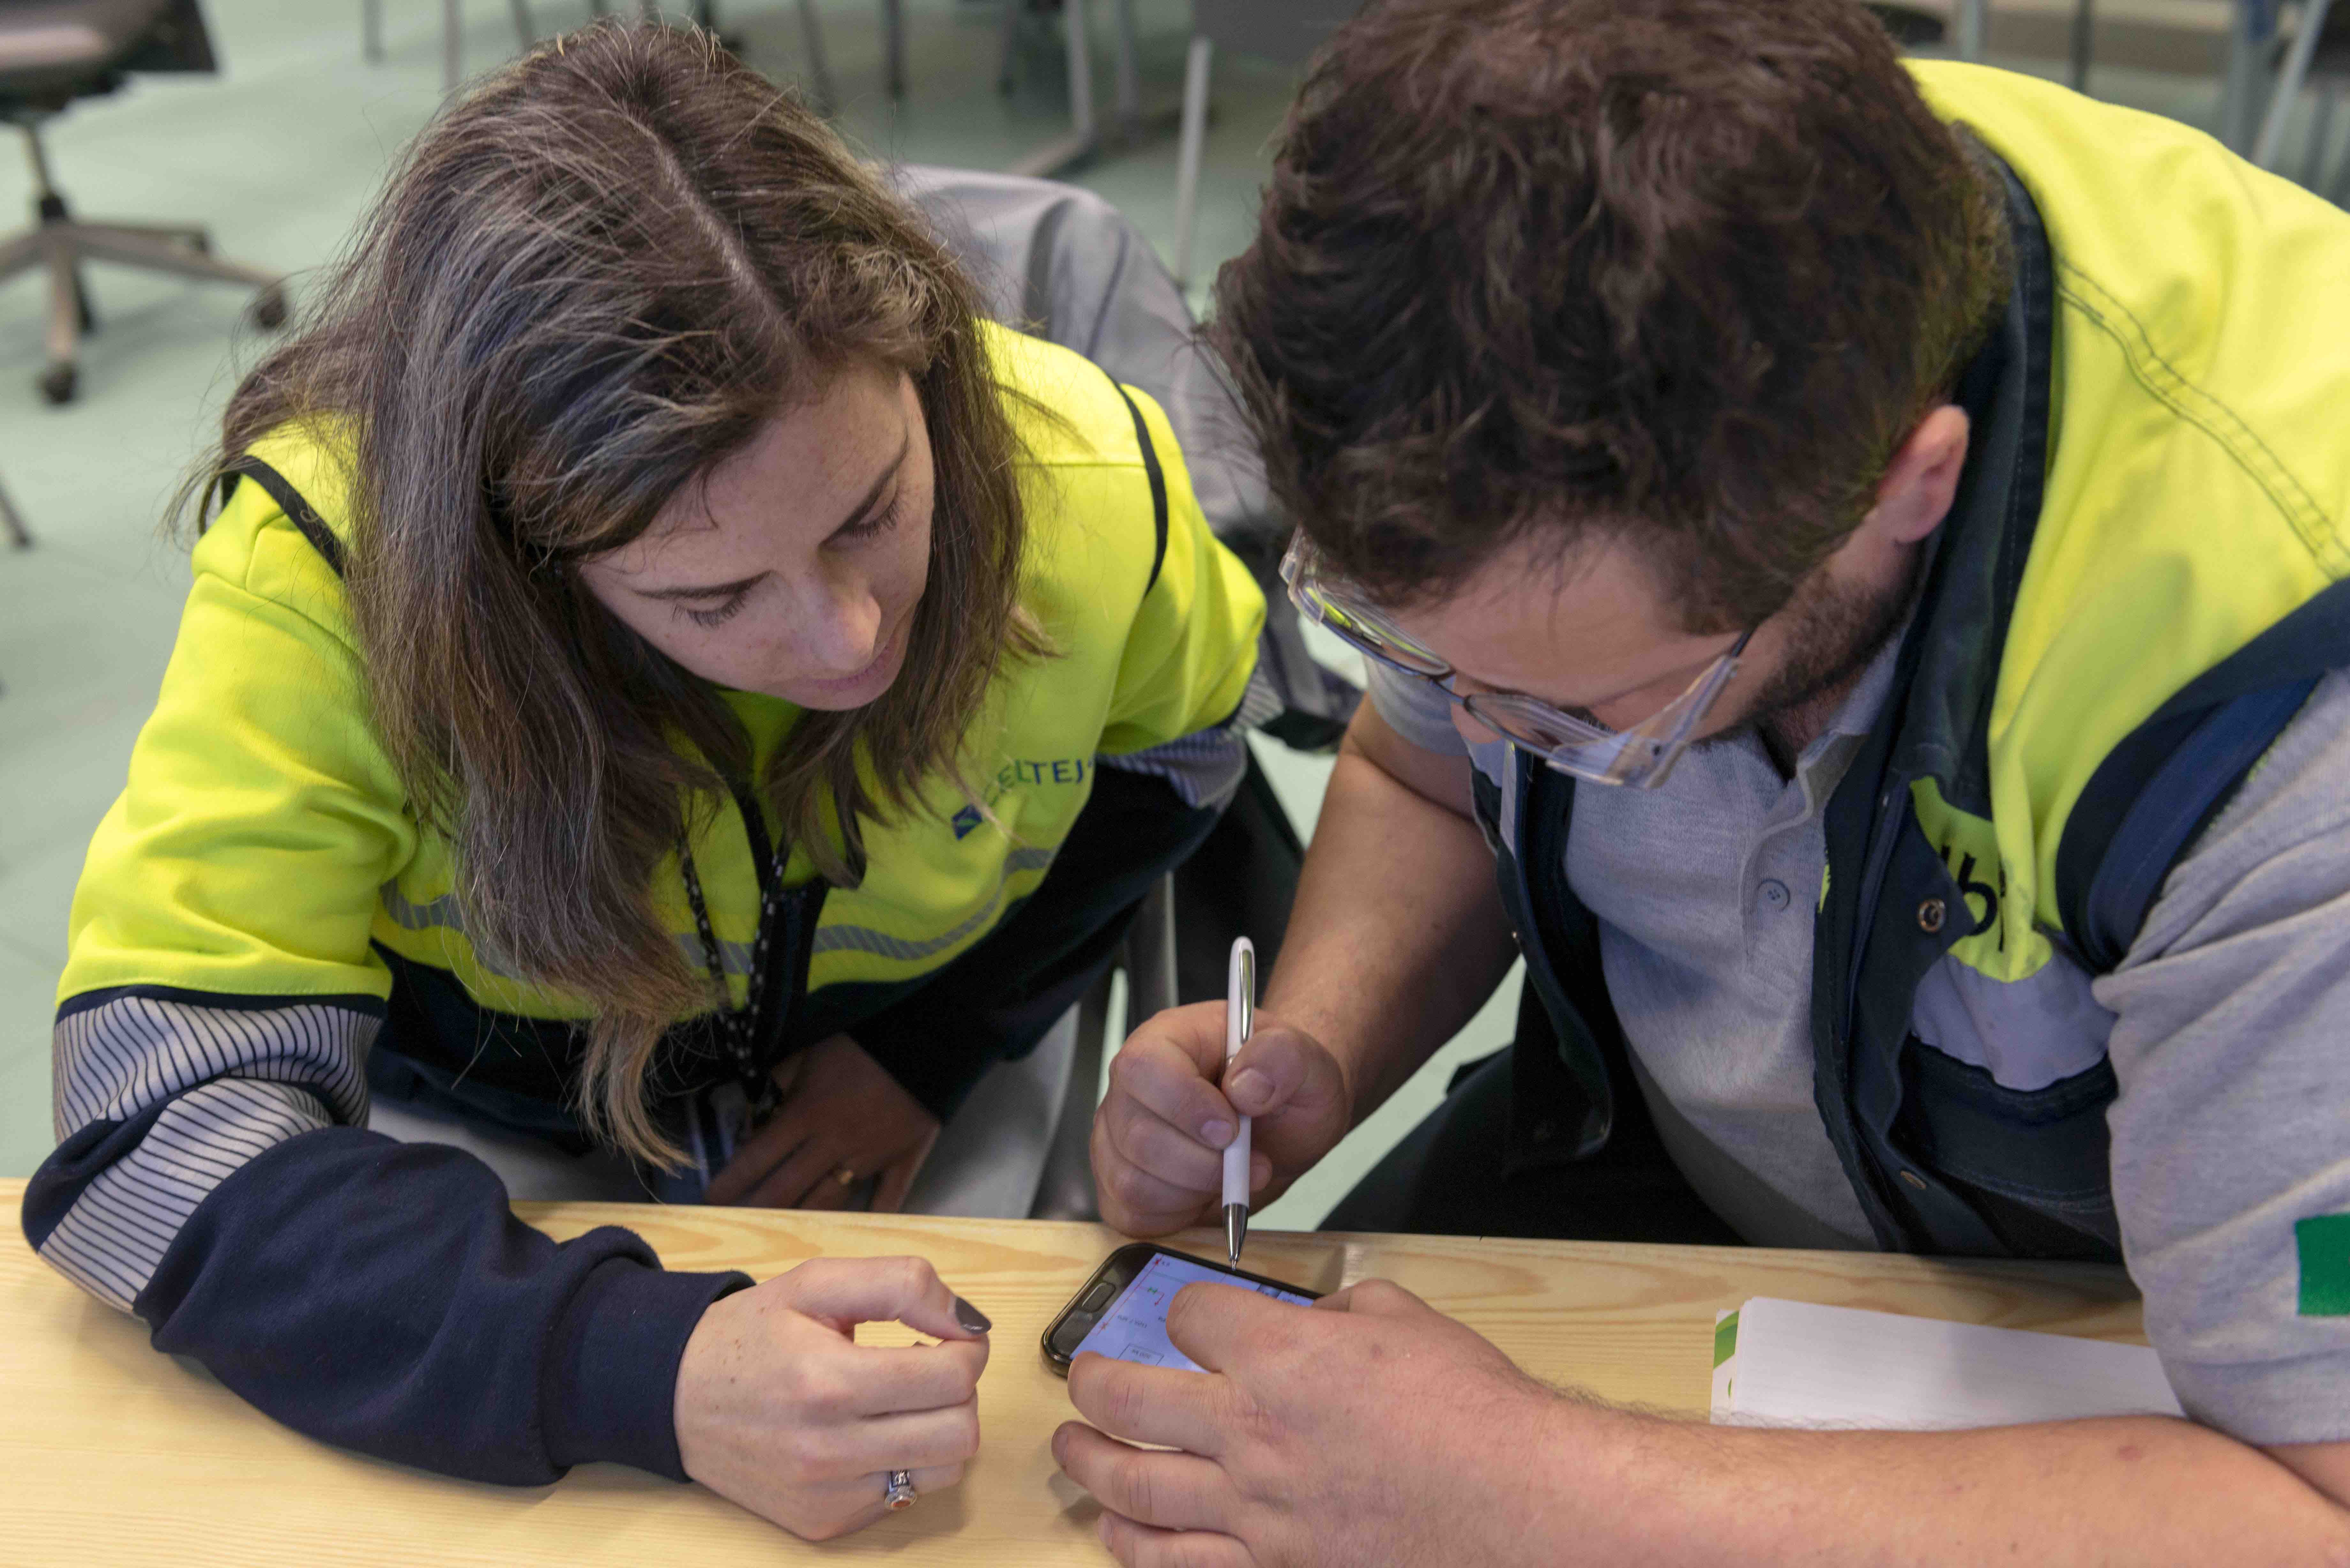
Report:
1868,404,1971,547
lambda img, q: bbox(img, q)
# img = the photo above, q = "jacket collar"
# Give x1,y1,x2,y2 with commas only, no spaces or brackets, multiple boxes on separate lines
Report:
1875,149,2059,814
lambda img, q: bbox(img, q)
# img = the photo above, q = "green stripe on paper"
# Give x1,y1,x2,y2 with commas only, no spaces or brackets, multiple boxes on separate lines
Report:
1713,1309,1741,1369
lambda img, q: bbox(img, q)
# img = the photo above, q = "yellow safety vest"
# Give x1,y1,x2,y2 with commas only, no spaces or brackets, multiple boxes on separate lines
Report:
60,321,1265,1038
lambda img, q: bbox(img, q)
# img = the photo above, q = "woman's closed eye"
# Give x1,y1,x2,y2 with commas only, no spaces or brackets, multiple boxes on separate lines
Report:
830,487,903,548
666,484,903,629
678,587,754,629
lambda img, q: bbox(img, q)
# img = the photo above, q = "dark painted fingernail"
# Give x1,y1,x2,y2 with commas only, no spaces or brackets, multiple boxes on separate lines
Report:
953,1294,993,1334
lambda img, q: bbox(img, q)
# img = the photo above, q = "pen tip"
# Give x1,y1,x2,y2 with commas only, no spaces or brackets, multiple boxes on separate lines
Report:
1224,1203,1248,1269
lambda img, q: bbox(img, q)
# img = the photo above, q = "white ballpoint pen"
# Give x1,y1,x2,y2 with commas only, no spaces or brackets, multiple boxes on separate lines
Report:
1223,936,1255,1269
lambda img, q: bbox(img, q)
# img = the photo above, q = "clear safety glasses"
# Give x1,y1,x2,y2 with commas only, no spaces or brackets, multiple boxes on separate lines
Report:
1280,534,1752,788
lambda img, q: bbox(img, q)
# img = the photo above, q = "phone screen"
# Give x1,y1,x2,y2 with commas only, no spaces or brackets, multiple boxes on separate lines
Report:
1070,1251,1315,1372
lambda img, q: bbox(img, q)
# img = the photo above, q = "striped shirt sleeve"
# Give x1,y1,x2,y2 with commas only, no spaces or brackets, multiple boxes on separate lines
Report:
1096,662,1281,813
20,471,747,1486
35,988,378,1309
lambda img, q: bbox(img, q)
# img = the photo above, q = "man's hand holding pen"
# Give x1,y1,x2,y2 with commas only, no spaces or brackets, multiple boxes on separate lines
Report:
1087,999,1355,1240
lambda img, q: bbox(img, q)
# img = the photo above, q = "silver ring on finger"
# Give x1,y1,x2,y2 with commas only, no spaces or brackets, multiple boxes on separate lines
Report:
883,1469,918,1511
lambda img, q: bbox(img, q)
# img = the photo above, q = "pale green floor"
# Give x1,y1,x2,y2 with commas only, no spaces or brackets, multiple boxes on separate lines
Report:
0,1,2335,1225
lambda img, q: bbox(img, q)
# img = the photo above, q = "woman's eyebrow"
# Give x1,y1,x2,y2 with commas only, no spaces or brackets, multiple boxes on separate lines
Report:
821,428,911,542
635,429,912,601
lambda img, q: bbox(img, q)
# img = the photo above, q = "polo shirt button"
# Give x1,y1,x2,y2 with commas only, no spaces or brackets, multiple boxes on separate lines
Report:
1758,878,1791,911
1918,898,1947,933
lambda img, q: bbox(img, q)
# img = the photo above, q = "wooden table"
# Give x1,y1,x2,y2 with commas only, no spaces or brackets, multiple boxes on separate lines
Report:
0,1178,2149,1564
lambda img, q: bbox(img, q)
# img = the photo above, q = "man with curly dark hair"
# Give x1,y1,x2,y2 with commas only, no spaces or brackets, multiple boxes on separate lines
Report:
1063,0,2350,1561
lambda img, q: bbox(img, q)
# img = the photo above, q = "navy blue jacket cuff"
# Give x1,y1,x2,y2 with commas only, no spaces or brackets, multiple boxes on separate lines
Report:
543,1257,751,1479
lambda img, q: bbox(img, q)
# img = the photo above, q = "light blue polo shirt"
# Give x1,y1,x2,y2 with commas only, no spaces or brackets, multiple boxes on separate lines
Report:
1367,649,2350,1447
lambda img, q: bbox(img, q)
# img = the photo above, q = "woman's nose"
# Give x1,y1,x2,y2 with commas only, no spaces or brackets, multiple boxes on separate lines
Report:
802,579,884,675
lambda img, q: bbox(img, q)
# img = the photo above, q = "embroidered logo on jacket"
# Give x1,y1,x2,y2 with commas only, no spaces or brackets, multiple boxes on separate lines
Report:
995,757,1094,790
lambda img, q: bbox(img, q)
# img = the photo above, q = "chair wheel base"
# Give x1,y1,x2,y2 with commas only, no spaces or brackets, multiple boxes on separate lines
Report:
37,362,76,405
250,284,289,332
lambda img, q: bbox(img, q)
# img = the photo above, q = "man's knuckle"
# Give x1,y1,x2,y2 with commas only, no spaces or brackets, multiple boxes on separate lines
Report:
1207,1375,1266,1439
1181,1536,1236,1568
1137,1115,1194,1169
1103,1372,1146,1431
1113,1452,1156,1518
1108,1161,1155,1207
1110,1099,1153,1153
1162,1532,1215,1568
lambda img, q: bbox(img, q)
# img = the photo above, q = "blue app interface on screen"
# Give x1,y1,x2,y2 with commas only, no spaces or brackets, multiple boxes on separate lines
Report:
1071,1253,1313,1372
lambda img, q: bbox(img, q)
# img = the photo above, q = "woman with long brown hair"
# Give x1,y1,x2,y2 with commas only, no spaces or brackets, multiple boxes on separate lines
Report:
21,21,1264,1541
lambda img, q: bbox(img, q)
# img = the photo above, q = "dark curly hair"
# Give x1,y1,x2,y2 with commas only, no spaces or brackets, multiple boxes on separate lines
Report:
1211,0,2010,631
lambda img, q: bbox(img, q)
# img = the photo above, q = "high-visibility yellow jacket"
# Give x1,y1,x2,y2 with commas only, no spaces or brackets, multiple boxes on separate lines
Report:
23,321,1264,1487
1491,62,2350,1273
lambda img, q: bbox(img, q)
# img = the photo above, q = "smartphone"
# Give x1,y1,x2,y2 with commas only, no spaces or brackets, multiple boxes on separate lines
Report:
1040,1241,1320,1376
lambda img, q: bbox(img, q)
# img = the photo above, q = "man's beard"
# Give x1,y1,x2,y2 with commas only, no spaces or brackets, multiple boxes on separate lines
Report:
1700,551,1922,753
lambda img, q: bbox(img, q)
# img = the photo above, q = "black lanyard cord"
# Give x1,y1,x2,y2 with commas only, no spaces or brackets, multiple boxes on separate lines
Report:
678,780,792,1113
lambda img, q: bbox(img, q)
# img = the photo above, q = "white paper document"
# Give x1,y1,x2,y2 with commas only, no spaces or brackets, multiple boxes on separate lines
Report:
1711,1296,2183,1430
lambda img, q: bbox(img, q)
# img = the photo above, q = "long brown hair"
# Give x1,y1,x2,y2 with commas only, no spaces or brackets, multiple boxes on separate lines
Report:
189,22,1042,1163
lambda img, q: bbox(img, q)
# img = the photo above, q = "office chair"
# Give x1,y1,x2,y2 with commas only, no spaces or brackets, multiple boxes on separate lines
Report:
2254,0,2348,194
0,0,287,405
1169,2,1348,286
1,468,27,550
358,0,537,94
1,467,26,712
366,2,844,108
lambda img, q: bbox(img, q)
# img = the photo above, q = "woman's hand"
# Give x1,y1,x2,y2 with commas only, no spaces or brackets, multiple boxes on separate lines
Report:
676,1257,993,1541
706,1034,940,1210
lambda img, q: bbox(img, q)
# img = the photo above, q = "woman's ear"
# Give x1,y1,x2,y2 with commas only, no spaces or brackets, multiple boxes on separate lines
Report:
1867,404,1972,547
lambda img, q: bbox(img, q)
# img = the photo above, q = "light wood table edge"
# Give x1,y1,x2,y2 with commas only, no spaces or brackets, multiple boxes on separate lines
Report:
0,1179,2145,1564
